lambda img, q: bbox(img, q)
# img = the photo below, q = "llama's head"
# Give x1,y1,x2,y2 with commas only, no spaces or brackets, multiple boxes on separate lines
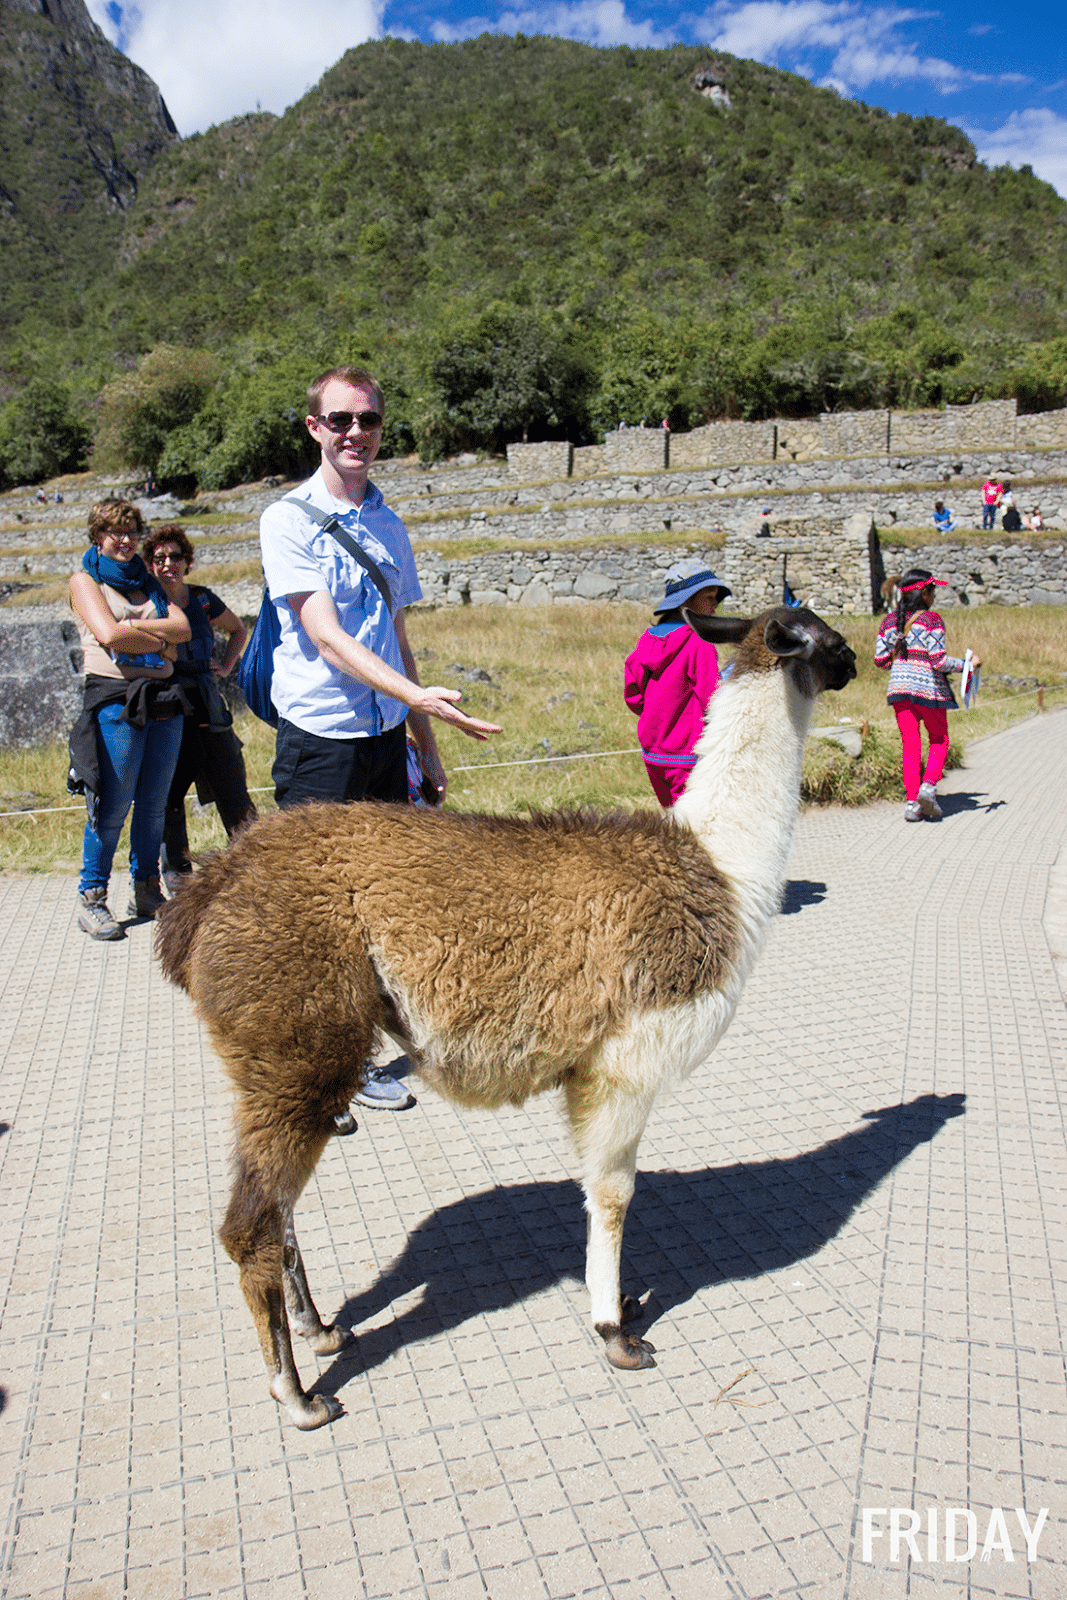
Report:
684,605,857,699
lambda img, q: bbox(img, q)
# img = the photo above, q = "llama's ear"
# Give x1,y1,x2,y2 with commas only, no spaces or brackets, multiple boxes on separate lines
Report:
764,616,816,660
682,609,751,644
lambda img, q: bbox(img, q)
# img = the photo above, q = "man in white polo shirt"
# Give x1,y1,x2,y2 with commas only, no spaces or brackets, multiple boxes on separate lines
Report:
259,364,501,1116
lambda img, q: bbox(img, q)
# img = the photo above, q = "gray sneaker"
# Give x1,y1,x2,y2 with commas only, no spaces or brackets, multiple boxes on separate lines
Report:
128,876,166,918
352,1064,415,1111
917,782,942,819
904,800,922,822
78,887,124,941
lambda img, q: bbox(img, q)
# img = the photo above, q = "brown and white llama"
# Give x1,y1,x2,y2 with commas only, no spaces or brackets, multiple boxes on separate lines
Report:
157,605,856,1430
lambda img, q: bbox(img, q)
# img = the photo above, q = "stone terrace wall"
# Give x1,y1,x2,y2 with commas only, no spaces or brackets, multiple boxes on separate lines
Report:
1016,411,1067,450
670,420,776,469
603,429,669,473
506,441,573,480
725,515,876,615
880,540,1067,609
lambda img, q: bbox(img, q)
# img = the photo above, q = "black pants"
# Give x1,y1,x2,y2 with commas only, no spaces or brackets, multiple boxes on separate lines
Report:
161,720,258,873
272,718,408,810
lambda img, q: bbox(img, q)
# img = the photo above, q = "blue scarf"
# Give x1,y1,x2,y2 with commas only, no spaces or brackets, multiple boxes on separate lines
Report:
82,546,169,618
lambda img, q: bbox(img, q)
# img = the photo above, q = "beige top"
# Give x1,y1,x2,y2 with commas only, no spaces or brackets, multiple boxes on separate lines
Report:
73,583,172,681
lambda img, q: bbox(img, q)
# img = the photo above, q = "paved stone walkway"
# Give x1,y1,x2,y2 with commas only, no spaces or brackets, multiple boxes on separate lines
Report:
1,712,1064,1600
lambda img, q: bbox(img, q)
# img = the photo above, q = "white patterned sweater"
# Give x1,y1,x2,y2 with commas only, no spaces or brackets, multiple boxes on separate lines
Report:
875,608,965,709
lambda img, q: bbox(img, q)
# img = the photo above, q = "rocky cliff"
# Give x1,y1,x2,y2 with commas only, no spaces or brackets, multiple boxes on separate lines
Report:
0,0,177,331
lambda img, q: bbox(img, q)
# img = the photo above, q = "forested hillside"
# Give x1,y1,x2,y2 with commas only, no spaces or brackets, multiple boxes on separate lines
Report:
3,31,1067,489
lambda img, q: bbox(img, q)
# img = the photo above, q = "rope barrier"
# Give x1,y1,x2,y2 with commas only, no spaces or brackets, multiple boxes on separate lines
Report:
0,684,1060,818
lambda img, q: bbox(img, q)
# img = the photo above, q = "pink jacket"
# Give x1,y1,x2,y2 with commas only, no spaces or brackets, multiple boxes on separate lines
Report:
624,620,720,766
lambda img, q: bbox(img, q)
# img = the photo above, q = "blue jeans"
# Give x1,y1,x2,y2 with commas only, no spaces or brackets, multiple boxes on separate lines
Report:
982,504,996,530
80,702,184,892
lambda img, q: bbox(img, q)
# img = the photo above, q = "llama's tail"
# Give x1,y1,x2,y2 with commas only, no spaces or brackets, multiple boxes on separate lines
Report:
155,855,232,991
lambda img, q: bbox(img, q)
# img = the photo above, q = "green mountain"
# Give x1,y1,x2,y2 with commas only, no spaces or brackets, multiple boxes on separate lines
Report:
2,30,1066,488
0,0,177,334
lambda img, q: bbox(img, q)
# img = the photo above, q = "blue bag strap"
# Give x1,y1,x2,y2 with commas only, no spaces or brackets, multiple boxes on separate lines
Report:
281,495,395,615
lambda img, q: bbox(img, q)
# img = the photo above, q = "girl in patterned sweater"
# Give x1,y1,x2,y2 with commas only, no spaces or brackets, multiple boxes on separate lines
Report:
875,567,979,822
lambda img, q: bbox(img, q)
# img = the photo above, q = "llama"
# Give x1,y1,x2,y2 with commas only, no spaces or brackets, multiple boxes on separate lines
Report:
157,605,856,1430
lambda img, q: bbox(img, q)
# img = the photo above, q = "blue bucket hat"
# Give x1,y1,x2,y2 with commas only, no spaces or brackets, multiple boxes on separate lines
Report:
653,557,732,614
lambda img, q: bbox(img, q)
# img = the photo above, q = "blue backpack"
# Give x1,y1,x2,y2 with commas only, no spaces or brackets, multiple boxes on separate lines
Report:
237,586,281,726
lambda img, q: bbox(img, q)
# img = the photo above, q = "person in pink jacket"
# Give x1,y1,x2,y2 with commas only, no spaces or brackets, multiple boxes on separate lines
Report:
624,559,732,807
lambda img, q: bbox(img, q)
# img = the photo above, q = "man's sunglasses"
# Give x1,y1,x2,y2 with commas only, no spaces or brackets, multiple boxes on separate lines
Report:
314,410,383,433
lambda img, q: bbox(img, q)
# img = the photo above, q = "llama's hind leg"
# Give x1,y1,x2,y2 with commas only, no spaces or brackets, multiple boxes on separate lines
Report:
567,1078,657,1372
220,1162,342,1430
283,1213,351,1356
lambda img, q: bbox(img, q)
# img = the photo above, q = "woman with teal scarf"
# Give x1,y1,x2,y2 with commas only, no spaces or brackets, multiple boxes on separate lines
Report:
69,500,191,940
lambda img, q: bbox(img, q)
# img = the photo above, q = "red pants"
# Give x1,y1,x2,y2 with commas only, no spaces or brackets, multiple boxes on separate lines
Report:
894,702,949,801
644,760,696,808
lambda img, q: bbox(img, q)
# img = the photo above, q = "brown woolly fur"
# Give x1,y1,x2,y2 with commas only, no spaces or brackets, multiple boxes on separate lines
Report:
156,604,857,1428
159,802,740,1112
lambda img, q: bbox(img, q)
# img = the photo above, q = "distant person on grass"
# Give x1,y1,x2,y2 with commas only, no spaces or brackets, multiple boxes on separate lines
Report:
981,475,1002,531
258,364,502,1117
933,500,956,534
624,558,732,809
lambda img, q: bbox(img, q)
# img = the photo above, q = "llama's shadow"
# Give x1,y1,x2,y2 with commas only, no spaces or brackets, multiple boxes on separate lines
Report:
314,1092,964,1399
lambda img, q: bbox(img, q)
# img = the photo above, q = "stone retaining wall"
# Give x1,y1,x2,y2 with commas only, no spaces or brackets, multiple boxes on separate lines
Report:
725,516,876,614
878,540,1067,609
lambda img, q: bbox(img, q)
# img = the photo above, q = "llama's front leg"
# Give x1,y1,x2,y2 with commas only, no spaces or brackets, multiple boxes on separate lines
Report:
568,1081,657,1371
283,1214,352,1356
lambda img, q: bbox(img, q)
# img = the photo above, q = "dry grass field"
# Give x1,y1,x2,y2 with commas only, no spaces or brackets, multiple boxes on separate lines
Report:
0,602,1063,875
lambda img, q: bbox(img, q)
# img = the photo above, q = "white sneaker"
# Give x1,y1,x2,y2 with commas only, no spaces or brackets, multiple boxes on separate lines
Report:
917,782,942,819
352,1064,415,1111
904,800,922,822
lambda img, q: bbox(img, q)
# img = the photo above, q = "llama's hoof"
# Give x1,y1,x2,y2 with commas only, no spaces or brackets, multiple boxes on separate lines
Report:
598,1325,657,1370
305,1322,352,1357
291,1393,344,1430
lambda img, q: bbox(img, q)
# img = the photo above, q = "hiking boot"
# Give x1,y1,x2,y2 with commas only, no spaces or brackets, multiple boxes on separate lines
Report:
127,876,167,918
918,782,942,820
904,800,922,822
352,1064,415,1111
78,887,124,941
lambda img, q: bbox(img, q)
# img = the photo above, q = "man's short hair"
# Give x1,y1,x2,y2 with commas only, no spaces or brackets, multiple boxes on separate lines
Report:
87,499,145,547
307,366,385,418
143,524,195,569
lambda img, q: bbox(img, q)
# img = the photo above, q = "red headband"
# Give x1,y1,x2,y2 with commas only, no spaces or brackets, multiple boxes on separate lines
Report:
899,577,947,593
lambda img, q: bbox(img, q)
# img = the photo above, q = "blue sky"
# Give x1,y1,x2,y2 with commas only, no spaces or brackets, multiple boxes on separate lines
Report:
86,0,1067,196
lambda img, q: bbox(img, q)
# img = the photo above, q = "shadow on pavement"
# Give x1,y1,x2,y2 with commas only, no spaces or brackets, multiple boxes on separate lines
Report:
939,790,1007,817
780,879,827,914
316,1092,965,1399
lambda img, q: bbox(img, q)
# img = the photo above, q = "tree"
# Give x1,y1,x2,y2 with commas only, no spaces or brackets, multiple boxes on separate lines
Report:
93,345,223,474
0,382,90,485
424,304,588,457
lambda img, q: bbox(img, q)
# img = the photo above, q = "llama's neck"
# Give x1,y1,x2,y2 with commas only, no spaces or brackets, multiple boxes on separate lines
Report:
671,670,813,940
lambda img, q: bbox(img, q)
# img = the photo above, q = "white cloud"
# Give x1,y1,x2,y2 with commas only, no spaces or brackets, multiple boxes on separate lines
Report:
431,1,674,47
959,108,1067,199
690,2,985,93
84,0,384,134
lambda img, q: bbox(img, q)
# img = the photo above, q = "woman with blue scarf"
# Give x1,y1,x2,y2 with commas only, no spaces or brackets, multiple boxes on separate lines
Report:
68,500,191,940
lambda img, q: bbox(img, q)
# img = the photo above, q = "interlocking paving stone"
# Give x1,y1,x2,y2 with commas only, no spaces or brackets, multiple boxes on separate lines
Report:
1,710,1065,1598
